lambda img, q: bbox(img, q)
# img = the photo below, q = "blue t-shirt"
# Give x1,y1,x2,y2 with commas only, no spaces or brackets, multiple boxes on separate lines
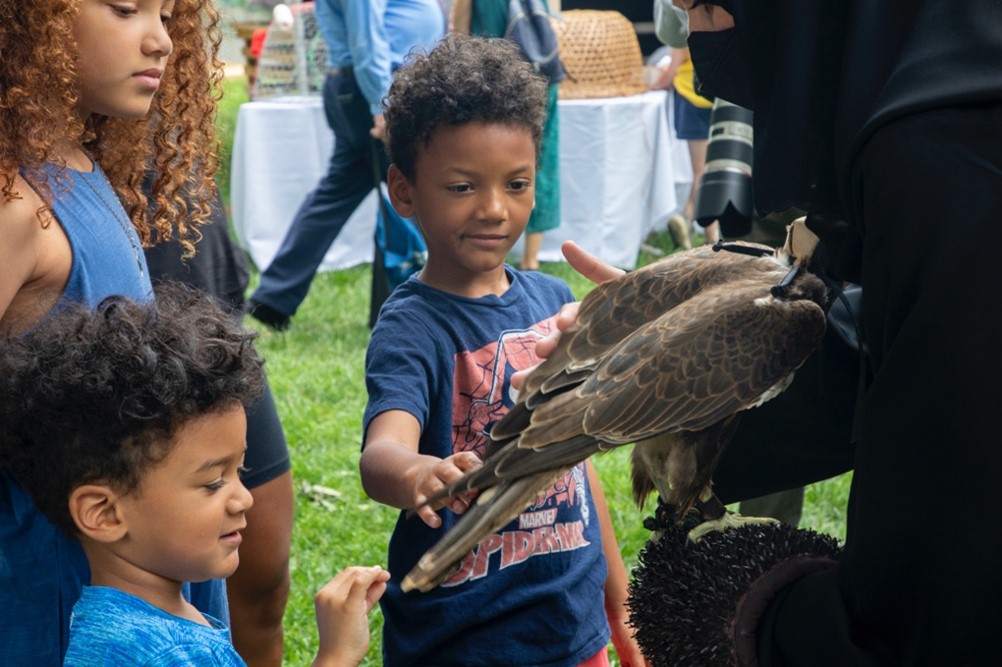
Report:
63,587,244,666
364,267,611,666
0,163,226,664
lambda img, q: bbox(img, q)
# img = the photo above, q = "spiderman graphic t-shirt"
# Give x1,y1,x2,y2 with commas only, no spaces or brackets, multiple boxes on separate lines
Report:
363,267,610,667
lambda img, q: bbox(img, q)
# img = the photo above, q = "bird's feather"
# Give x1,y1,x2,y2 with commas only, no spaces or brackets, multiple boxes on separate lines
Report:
516,242,781,408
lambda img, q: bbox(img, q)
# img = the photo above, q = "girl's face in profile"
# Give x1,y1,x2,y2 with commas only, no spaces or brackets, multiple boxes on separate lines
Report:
73,0,175,119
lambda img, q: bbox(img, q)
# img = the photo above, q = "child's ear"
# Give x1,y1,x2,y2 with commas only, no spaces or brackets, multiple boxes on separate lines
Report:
387,164,415,218
69,484,128,543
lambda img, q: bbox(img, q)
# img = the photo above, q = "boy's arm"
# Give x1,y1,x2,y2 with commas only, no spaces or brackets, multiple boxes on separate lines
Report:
587,461,650,667
360,410,481,528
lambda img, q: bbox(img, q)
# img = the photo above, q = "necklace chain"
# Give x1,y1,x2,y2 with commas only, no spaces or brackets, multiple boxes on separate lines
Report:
78,170,145,278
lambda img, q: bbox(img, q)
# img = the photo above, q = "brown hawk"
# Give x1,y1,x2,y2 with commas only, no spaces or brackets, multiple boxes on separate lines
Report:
403,221,829,593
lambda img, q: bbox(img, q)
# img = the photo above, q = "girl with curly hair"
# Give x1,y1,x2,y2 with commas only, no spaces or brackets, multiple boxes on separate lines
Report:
0,1,228,663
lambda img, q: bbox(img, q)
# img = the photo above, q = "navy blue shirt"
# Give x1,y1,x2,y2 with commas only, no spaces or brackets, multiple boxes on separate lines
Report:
364,268,611,666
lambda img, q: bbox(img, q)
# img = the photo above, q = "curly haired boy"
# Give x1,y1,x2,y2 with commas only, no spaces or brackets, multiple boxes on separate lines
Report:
0,285,388,666
361,34,646,666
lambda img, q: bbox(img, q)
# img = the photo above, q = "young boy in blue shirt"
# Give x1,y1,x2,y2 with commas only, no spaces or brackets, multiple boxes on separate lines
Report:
360,34,646,666
0,285,389,667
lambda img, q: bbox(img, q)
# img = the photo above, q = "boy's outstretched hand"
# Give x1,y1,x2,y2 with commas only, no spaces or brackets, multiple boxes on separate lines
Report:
412,451,482,528
511,242,624,392
312,565,392,667
360,411,483,528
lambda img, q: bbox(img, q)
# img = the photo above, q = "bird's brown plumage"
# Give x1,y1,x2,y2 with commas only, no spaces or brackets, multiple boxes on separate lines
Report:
402,229,829,593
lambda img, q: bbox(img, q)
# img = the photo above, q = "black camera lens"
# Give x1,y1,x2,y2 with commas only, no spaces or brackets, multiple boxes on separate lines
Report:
694,100,754,237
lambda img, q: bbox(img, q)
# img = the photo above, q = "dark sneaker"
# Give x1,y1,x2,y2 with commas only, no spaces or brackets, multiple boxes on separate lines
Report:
247,300,291,332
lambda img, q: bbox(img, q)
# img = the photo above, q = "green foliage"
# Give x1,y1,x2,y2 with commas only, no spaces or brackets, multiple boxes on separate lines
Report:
219,78,851,666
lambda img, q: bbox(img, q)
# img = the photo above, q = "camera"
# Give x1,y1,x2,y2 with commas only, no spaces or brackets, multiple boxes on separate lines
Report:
694,99,754,237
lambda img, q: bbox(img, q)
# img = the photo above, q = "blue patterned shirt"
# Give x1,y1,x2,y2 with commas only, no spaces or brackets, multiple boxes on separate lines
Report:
64,587,244,666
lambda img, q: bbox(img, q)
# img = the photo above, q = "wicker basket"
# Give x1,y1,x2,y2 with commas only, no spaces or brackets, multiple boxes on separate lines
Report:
554,10,647,100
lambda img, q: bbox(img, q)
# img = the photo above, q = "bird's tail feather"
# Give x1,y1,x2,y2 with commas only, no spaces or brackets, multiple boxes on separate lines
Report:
402,468,568,593
416,433,602,514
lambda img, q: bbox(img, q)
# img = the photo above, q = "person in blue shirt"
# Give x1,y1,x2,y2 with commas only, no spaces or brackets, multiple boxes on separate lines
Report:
248,0,446,331
360,34,647,666
0,285,390,667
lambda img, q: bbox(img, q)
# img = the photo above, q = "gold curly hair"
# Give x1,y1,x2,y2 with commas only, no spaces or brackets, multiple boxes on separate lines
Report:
0,0,223,256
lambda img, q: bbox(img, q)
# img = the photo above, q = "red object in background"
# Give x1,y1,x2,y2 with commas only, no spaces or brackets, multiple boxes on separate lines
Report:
250,27,268,58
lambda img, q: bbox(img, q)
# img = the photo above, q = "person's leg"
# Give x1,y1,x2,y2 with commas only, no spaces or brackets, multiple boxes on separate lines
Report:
683,138,707,222
250,72,379,323
668,92,708,250
226,381,293,666
520,232,544,270
227,472,294,666
684,137,721,244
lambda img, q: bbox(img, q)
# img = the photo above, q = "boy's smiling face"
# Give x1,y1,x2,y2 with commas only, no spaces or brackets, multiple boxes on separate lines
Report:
111,405,253,591
388,121,537,297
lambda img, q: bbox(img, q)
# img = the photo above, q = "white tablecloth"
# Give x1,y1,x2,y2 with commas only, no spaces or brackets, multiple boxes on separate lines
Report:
230,96,378,272
231,90,689,271
522,91,684,268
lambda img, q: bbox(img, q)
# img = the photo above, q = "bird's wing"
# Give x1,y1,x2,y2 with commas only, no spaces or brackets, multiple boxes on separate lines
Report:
422,433,602,505
405,271,826,594
507,243,782,420
518,275,828,449
421,272,826,515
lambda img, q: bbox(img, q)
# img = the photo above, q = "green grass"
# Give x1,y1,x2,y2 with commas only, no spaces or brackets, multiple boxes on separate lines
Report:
216,77,250,215
217,78,852,665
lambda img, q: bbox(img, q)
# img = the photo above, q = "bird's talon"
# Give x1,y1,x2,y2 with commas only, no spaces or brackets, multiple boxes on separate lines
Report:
687,512,780,543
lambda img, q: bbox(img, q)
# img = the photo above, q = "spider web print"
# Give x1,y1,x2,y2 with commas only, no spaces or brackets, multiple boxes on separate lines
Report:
451,325,552,458
450,321,587,513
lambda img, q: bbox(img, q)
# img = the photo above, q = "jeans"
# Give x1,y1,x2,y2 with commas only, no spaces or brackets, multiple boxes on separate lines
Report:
251,70,388,317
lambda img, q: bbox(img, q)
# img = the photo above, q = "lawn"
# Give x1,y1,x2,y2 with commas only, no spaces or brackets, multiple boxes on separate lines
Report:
216,77,853,666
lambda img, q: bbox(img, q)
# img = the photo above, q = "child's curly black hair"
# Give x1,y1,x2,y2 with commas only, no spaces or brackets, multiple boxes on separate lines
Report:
0,283,265,538
384,33,549,181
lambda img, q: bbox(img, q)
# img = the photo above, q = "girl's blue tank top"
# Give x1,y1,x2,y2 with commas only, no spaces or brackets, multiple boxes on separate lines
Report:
42,160,153,306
